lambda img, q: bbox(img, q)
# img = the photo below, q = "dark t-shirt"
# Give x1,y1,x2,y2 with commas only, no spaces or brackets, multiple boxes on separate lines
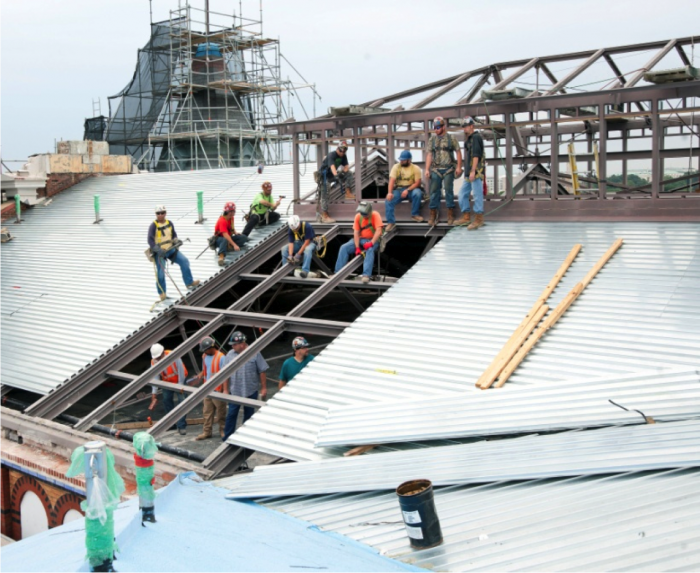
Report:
464,132,485,177
321,151,349,172
288,221,316,243
279,354,314,383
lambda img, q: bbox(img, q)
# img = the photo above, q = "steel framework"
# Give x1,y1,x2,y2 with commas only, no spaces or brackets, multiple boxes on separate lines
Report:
279,37,700,221
21,222,447,473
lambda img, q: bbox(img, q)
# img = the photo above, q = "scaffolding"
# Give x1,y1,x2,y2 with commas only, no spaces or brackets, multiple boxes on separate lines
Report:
103,1,315,172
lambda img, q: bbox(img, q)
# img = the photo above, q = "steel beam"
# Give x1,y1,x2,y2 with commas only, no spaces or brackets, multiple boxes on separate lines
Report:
411,72,474,110
457,72,491,104
545,48,606,95
73,315,227,431
624,39,677,88
239,273,393,291
173,307,351,337
148,321,285,438
25,314,182,419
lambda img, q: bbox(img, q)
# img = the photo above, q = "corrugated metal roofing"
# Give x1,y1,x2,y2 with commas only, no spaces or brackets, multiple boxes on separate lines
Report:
228,222,700,461
1,165,314,395
316,370,700,447
218,420,700,497
258,467,700,572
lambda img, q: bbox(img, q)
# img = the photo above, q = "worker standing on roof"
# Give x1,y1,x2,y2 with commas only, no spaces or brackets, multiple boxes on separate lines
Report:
214,202,248,266
425,117,463,226
384,150,424,232
278,337,315,389
458,116,486,230
148,205,200,301
241,182,281,236
281,215,316,279
148,344,188,436
334,201,383,284
318,141,354,223
193,337,227,441
222,331,269,441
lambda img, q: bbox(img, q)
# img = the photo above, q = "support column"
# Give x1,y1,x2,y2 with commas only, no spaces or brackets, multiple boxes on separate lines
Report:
550,109,558,200
651,98,660,200
598,105,607,199
354,130,362,201
505,114,513,197
387,122,395,166
292,132,300,203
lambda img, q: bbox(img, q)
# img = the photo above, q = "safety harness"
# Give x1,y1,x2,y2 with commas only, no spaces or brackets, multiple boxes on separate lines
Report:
429,134,457,178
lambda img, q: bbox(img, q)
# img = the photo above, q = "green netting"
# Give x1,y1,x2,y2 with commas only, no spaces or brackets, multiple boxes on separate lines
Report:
66,445,125,568
132,432,158,459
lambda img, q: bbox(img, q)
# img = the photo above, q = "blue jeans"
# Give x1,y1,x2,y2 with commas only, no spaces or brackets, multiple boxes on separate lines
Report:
155,249,194,295
384,187,422,223
223,391,258,441
280,241,316,273
162,389,187,430
216,235,248,255
429,169,456,209
335,238,377,278
459,178,484,214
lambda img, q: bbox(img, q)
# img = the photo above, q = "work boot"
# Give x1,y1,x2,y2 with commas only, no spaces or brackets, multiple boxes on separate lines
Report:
220,428,225,438
411,215,424,223
428,209,438,226
361,276,371,284
299,270,308,279
187,280,200,289
178,427,187,436
385,223,396,233
447,207,456,226
159,293,167,302
218,253,226,266
468,213,484,231
321,212,336,223
195,433,212,441
344,188,356,200
458,211,472,226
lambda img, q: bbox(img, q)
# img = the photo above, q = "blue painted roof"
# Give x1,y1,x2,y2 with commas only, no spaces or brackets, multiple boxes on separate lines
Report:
1,473,424,572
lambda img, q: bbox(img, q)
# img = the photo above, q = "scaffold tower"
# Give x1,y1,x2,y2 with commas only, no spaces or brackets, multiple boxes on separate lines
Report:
102,1,316,172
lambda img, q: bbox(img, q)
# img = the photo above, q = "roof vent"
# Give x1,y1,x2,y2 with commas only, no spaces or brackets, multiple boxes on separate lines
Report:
644,66,699,84
482,87,533,101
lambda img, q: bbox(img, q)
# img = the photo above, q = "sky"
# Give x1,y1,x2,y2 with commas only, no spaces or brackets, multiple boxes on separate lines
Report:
1,0,698,162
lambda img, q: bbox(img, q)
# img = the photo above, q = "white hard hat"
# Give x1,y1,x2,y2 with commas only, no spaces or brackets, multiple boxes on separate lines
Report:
288,214,301,230
155,205,166,213
150,343,165,359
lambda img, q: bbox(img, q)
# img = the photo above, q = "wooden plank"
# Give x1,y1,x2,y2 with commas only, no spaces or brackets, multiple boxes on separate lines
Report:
494,239,623,388
478,304,549,389
114,417,205,430
475,244,581,389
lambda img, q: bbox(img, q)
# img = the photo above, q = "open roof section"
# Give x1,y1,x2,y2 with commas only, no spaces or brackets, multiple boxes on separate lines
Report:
0,164,314,395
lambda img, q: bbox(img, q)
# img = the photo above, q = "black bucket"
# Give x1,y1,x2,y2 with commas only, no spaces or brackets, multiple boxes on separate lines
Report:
396,479,443,549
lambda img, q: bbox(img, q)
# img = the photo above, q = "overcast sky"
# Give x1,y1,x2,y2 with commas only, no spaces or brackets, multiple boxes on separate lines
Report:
1,0,698,162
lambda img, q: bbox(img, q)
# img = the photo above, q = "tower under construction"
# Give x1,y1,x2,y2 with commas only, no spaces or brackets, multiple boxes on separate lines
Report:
91,1,315,172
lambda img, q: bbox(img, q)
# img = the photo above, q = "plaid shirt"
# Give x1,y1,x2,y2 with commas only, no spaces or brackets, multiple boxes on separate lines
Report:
225,349,269,397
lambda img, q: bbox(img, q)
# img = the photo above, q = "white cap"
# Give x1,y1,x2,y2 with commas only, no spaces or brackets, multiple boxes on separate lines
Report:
155,205,166,213
288,214,301,230
150,343,165,359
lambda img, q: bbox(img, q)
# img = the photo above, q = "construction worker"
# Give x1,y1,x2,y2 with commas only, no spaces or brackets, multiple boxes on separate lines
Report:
222,331,269,441
334,201,383,284
148,344,188,436
242,182,281,236
385,150,424,232
214,201,248,266
278,336,315,389
193,337,227,441
281,215,316,278
318,141,353,223
425,117,463,226
148,205,200,301
458,116,486,230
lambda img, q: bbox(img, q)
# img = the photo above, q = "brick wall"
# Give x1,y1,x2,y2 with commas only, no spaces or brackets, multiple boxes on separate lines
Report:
1,465,84,540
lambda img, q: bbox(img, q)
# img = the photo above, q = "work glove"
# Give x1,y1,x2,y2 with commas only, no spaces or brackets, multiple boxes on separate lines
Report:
287,256,295,264
152,246,165,257
363,242,374,251
354,247,362,256
294,253,302,262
